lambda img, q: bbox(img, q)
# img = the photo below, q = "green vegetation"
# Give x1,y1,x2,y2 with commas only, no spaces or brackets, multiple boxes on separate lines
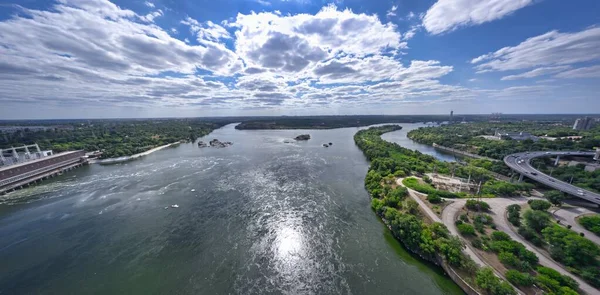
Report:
475,267,517,295
523,210,552,232
235,115,465,130
407,121,600,161
402,177,462,198
507,204,521,227
545,190,566,207
505,270,535,287
528,199,552,211
465,200,490,211
457,223,476,236
481,180,533,197
356,125,516,294
0,119,223,159
579,215,600,236
515,205,600,288
542,224,600,287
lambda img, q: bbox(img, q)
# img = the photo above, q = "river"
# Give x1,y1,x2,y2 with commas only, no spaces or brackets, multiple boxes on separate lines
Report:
0,123,461,294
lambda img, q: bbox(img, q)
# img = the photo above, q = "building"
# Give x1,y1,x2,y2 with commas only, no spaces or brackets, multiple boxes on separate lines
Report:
573,117,596,130
1,144,53,167
494,130,539,141
0,150,87,194
595,148,600,161
450,110,454,123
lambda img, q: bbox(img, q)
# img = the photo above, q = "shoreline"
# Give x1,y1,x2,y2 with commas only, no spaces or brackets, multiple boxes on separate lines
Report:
90,142,180,164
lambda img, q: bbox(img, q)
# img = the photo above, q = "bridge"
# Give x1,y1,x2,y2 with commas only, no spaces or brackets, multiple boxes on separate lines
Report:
504,151,600,205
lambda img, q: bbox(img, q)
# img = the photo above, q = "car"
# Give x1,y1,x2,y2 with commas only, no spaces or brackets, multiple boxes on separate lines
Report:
531,172,538,176
549,178,555,182
578,192,585,196
545,152,550,154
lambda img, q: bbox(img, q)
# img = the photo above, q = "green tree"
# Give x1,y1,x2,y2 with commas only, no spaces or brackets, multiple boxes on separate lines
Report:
523,210,551,232
545,190,565,207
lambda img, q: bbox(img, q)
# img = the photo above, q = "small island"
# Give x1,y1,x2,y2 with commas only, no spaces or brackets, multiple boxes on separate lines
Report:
198,139,233,148
294,134,311,141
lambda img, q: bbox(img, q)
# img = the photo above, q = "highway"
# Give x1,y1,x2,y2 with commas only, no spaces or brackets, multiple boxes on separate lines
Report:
504,151,600,205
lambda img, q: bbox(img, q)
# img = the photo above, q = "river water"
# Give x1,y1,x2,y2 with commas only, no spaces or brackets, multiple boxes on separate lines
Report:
0,123,461,294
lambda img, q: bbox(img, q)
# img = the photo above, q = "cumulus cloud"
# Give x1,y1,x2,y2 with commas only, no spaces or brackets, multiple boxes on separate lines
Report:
231,4,404,77
423,0,535,34
0,0,475,113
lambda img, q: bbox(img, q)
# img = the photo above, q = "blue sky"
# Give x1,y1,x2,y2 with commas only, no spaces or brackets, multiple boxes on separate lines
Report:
0,0,599,119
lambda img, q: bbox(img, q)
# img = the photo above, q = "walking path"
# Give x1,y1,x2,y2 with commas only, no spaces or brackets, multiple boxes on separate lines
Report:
396,178,486,267
396,177,598,294
553,206,600,246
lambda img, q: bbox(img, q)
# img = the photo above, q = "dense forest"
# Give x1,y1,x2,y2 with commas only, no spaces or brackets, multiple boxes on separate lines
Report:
354,125,518,295
234,114,588,130
407,122,600,160
0,119,224,159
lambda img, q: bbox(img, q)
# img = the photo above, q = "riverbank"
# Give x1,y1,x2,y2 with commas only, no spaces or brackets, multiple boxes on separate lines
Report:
90,142,179,164
355,125,520,295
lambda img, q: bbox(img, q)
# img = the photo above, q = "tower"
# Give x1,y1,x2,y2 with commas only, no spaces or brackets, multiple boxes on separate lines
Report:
450,110,454,123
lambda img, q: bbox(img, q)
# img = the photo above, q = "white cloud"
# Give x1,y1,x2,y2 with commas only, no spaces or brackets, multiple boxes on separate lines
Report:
0,0,485,112
144,1,155,8
387,5,398,17
501,66,571,80
231,4,404,76
554,65,600,79
406,11,416,20
423,0,535,35
472,27,600,72
140,9,163,23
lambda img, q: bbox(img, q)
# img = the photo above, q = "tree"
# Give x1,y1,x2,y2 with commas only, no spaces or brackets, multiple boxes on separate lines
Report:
545,190,565,207
523,210,551,232
405,199,419,215
505,270,534,287
476,267,517,295
457,223,476,236
528,199,552,211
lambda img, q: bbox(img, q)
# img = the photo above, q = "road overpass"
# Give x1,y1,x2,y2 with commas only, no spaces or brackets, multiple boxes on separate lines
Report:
504,151,600,205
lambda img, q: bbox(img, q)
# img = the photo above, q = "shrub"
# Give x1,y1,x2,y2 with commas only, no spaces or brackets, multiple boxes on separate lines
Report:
498,251,520,268
507,204,521,213
476,267,517,295
537,266,579,290
460,213,469,222
466,199,490,211
491,231,511,241
455,220,463,226
579,214,600,235
536,275,562,293
427,192,442,204
523,209,551,232
507,210,521,227
529,199,552,211
505,270,534,287
371,198,384,211
517,226,544,247
457,223,476,236
474,222,485,234
475,214,494,225
472,238,483,249
423,174,432,184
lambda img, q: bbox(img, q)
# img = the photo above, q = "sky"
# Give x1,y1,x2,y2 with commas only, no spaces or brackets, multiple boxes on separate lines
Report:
0,0,599,119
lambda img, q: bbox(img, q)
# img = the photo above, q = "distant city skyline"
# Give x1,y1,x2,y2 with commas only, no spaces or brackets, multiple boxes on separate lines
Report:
1,0,600,119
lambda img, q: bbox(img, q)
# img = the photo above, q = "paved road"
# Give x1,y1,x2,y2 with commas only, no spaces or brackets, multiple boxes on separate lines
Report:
396,178,487,267
483,198,597,295
504,151,600,205
553,207,600,246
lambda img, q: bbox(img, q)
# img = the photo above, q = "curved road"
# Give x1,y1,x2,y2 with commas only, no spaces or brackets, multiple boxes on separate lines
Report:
504,151,600,205
444,197,598,295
